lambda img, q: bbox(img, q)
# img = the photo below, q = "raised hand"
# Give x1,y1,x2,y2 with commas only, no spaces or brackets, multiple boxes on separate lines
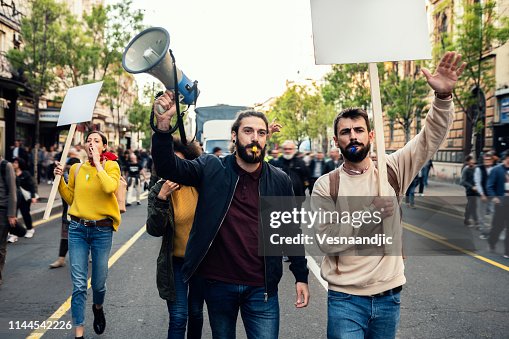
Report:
157,180,180,200
421,51,467,94
89,144,101,166
268,118,282,139
154,90,178,131
53,161,64,176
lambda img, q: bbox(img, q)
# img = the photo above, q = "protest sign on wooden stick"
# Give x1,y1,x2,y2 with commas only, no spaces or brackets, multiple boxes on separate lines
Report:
310,0,431,195
43,82,103,220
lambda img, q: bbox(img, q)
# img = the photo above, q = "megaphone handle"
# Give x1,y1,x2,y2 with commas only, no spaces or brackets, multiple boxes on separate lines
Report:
150,108,179,134
156,104,166,114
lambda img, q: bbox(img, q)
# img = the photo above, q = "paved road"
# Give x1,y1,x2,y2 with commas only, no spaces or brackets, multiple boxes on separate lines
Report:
0,198,507,339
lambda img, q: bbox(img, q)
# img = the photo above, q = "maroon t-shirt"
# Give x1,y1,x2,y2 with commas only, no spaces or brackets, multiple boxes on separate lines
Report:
198,163,265,286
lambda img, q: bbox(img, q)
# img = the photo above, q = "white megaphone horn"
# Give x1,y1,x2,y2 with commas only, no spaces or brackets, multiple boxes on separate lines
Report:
122,27,199,112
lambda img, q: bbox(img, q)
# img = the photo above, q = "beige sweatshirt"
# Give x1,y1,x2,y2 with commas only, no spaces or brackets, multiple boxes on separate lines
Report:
311,97,454,295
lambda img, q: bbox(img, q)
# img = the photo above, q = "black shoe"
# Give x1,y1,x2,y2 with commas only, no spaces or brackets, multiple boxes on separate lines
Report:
136,201,141,205
126,203,132,207
92,304,106,334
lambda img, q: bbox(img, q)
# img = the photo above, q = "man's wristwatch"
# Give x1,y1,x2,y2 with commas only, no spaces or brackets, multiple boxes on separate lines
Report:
435,91,452,99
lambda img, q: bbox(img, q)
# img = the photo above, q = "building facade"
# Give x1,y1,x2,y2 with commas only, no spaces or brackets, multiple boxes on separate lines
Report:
384,0,509,182
0,0,31,158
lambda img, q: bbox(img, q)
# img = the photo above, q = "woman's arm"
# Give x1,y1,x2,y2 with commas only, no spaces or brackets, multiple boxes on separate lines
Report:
56,162,75,205
146,180,177,237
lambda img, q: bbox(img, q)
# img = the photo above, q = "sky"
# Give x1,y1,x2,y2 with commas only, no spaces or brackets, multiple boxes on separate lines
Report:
108,0,330,107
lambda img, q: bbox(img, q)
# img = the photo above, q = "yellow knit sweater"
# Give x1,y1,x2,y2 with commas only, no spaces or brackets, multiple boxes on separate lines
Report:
58,161,121,230
171,185,198,257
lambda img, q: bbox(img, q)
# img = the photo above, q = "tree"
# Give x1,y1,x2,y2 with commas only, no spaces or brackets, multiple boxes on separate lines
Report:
381,62,430,143
6,0,70,178
322,63,372,111
267,83,334,151
127,98,151,149
435,0,509,158
100,1,144,143
57,1,145,143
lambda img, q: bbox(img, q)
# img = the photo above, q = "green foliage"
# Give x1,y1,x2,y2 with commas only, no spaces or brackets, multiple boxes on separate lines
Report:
382,62,430,143
127,98,152,147
322,63,371,110
267,83,334,149
6,0,69,97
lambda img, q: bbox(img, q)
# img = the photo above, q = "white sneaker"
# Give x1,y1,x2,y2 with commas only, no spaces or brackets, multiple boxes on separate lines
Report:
25,229,35,238
7,234,18,243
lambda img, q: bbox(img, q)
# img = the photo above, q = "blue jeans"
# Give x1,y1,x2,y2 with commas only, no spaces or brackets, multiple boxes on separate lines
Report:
327,290,401,339
405,177,419,206
203,279,279,339
166,257,204,339
68,220,113,327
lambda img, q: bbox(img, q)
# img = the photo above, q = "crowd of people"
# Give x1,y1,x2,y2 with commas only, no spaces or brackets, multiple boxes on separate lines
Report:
2,51,507,339
461,151,509,259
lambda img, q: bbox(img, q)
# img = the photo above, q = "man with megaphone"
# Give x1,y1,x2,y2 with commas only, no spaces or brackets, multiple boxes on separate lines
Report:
151,90,309,338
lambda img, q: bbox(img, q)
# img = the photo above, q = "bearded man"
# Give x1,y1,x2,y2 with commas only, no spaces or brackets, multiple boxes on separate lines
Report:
312,51,466,339
151,96,309,339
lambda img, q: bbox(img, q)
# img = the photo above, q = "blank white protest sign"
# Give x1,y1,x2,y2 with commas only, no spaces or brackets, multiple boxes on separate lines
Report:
57,81,103,126
310,0,431,64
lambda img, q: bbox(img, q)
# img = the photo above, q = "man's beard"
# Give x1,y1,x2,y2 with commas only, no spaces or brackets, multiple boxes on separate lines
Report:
340,140,370,163
282,153,295,160
236,139,265,164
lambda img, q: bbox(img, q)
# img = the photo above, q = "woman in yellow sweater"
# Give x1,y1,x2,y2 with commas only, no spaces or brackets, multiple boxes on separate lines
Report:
54,131,121,339
146,137,204,339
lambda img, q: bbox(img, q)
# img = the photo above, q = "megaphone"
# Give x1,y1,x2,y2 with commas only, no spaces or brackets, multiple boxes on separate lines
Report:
122,27,199,107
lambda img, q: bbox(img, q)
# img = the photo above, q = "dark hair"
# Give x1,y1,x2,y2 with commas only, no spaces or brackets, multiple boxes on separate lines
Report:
212,147,222,153
333,108,371,137
231,110,269,135
85,130,108,147
173,137,202,160
13,157,26,170
66,157,81,166
465,155,474,162
502,150,509,159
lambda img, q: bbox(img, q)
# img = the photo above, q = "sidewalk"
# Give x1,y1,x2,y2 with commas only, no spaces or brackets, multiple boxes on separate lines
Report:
411,179,466,217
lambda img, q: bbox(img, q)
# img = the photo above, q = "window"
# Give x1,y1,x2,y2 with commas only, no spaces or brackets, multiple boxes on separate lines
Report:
0,30,5,52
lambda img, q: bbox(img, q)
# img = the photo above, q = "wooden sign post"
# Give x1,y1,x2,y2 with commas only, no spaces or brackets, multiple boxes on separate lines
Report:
368,63,389,196
43,123,76,219
43,81,103,219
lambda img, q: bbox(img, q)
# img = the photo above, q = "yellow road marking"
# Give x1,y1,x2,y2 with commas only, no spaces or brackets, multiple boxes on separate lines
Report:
403,222,509,272
403,222,446,240
27,224,147,338
413,204,463,220
32,214,60,228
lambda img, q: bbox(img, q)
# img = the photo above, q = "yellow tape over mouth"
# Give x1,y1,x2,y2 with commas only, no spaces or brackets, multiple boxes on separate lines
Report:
252,146,258,152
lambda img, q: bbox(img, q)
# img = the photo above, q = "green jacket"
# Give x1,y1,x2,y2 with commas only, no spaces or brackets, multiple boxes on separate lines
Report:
146,180,176,301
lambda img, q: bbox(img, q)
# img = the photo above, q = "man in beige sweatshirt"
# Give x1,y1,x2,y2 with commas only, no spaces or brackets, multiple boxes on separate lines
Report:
311,51,466,339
